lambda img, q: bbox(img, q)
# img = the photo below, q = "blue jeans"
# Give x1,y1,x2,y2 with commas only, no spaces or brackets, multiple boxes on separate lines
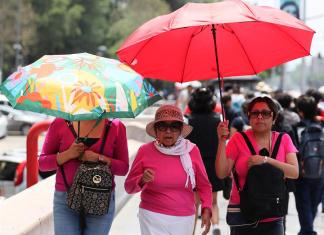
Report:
53,190,115,235
294,177,324,235
230,218,284,235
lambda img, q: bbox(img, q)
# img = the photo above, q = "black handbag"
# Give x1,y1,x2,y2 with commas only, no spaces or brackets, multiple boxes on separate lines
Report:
226,204,258,227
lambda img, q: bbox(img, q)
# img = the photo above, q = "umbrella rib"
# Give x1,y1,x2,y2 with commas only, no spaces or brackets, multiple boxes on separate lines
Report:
227,24,258,75
122,37,155,68
268,22,311,55
180,28,199,83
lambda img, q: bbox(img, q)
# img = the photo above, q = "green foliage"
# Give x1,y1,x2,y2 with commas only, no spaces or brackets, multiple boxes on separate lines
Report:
106,0,170,57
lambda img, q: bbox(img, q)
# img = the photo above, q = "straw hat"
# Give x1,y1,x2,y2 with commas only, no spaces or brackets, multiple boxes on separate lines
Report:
146,104,193,138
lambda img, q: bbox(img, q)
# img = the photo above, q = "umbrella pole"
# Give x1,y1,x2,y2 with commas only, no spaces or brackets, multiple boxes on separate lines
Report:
211,24,226,121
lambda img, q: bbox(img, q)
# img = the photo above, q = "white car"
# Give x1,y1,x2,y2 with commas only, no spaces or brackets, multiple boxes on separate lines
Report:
0,112,8,139
0,105,51,135
0,149,56,198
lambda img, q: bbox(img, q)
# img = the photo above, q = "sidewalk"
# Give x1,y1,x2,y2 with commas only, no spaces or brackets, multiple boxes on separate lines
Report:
110,192,324,235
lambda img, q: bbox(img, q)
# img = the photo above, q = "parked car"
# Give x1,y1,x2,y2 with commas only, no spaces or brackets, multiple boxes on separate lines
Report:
0,94,10,106
0,149,56,198
0,105,51,135
0,112,8,139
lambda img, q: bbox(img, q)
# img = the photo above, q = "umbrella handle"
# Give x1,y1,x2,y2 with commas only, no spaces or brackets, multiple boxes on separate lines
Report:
211,24,226,121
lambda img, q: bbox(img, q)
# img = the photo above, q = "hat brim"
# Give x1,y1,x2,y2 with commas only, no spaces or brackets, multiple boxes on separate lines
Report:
146,121,193,138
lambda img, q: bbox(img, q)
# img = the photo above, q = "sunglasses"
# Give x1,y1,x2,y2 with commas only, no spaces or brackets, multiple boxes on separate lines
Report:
155,122,183,132
249,110,273,119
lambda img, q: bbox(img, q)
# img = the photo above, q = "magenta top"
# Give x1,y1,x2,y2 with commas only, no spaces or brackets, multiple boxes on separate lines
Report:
124,142,212,216
39,118,129,191
226,130,298,221
226,130,297,204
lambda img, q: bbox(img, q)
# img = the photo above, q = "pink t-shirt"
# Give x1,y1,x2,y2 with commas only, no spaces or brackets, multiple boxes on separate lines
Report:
39,118,129,191
124,142,212,216
226,130,297,205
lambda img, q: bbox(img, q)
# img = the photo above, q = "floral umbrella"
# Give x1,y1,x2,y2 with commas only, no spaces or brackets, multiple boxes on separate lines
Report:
0,53,161,121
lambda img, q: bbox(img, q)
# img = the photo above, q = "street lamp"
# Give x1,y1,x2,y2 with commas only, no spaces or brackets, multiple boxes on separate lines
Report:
13,42,23,69
97,45,107,57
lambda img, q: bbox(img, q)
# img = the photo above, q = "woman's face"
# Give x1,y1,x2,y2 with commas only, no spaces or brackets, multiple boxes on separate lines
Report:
155,121,182,147
249,102,274,133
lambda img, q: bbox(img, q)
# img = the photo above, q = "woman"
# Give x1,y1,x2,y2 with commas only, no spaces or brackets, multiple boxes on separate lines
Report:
215,96,299,235
186,87,222,235
39,117,129,235
125,104,212,235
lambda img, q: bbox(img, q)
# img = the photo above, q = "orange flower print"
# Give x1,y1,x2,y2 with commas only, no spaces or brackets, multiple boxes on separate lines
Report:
71,80,101,106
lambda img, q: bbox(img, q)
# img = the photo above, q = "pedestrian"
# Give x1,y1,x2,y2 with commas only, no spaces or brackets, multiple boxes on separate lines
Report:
293,95,324,235
186,87,223,235
176,84,194,112
39,118,129,235
125,104,212,235
216,96,299,235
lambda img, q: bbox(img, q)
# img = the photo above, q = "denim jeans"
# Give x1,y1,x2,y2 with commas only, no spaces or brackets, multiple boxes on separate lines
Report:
230,218,284,235
294,177,324,235
53,190,115,235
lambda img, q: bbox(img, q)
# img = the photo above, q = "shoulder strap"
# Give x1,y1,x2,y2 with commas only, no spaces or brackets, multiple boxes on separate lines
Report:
232,132,256,192
65,120,77,138
99,120,112,154
232,132,283,192
239,132,256,155
271,132,284,159
60,119,112,190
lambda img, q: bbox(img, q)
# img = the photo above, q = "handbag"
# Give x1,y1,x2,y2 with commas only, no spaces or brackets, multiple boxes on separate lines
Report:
226,204,258,227
60,120,113,216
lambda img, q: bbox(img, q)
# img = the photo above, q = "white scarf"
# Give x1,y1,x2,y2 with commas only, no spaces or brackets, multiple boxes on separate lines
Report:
154,137,196,189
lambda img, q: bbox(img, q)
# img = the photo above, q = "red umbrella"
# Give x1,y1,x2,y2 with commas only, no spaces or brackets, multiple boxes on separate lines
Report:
117,0,315,118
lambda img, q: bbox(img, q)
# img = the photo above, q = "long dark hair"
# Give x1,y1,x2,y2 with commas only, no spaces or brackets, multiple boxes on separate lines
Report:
188,87,216,114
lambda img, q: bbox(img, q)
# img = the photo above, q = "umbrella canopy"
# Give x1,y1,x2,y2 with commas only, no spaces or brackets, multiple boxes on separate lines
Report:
117,0,315,83
0,53,161,121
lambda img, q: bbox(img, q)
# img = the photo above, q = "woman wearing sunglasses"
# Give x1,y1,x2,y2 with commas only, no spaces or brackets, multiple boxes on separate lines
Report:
125,104,212,235
216,96,299,235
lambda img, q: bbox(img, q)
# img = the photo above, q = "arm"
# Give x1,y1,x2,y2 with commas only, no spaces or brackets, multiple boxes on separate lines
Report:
191,147,212,235
39,119,64,171
110,121,129,176
215,121,234,179
124,147,146,194
39,119,84,171
248,134,299,179
265,153,299,179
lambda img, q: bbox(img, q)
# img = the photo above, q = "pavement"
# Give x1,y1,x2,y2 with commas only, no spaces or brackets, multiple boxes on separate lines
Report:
111,191,324,235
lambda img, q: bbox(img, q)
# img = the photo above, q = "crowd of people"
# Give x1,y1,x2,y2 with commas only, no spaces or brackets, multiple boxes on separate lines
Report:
38,83,324,235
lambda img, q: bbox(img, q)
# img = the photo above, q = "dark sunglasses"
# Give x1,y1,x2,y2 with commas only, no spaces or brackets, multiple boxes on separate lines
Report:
249,110,272,119
155,121,183,132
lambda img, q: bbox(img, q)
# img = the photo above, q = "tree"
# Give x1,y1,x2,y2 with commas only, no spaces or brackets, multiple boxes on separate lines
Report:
106,0,170,57
0,0,36,78
29,0,115,61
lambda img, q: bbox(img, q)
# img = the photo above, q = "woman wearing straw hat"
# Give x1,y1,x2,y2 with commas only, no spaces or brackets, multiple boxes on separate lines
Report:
125,104,212,235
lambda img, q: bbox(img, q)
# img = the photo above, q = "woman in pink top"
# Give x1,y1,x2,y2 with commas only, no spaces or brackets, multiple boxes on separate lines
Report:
216,96,299,235
125,104,212,235
39,118,129,235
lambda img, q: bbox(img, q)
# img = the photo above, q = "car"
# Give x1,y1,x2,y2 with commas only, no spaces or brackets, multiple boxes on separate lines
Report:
0,112,8,139
0,149,56,198
0,94,10,106
0,105,51,135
